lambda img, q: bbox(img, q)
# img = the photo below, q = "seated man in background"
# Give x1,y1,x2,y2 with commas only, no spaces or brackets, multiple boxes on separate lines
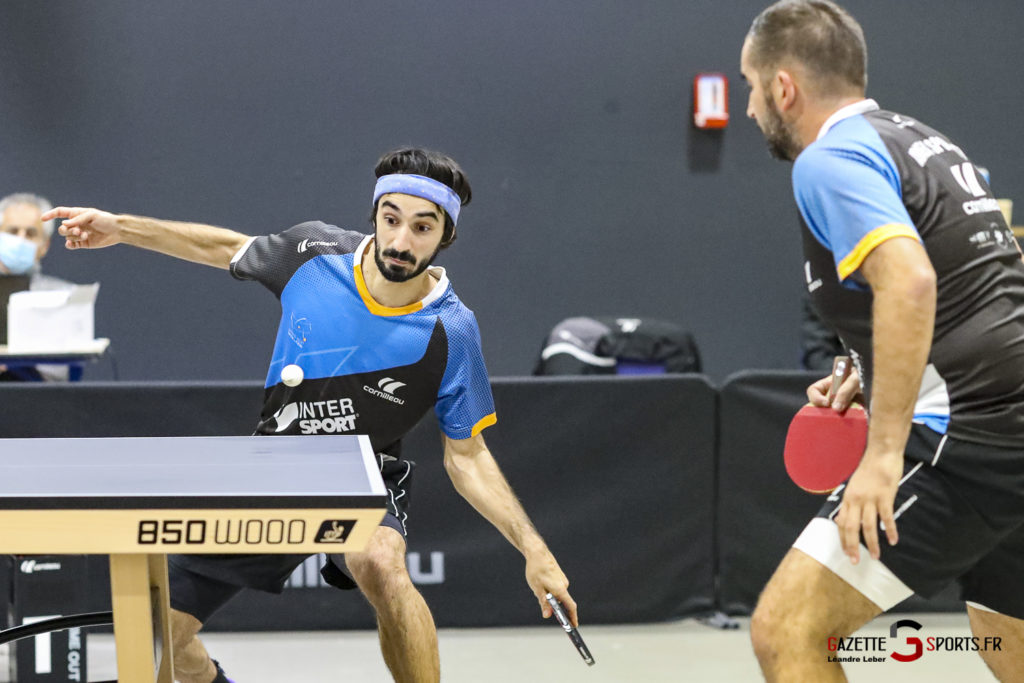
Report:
0,192,75,380
0,192,70,290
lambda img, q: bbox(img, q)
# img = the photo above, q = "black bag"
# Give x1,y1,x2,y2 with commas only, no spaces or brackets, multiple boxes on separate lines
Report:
534,316,701,375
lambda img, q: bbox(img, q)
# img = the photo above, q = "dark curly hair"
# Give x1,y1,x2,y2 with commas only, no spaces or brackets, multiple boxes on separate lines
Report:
370,147,472,249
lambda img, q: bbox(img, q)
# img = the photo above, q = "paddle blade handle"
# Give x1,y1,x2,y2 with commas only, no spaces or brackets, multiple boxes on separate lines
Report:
827,355,852,402
545,593,595,666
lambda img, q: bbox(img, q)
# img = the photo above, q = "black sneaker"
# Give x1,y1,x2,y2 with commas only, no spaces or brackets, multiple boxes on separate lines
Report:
211,659,237,683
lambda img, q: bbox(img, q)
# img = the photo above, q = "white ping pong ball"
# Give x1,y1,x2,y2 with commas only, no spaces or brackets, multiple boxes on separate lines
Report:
281,364,304,387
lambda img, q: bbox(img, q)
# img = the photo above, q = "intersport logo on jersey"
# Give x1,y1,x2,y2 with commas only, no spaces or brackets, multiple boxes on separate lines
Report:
270,398,358,434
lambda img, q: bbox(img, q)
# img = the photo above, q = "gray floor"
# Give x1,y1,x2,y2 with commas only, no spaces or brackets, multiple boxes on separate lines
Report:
72,612,996,682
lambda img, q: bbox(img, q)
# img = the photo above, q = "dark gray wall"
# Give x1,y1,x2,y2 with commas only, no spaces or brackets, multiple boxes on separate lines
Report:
1,1,1021,381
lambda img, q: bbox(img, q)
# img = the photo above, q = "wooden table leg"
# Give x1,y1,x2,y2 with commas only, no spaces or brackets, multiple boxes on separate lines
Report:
109,554,157,683
149,554,176,683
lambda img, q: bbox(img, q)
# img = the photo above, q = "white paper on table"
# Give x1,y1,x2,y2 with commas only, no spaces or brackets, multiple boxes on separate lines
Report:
7,283,100,352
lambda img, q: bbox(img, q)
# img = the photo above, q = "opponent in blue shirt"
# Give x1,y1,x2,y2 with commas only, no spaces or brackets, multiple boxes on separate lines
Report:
740,2,1024,681
794,103,1024,443
46,148,576,683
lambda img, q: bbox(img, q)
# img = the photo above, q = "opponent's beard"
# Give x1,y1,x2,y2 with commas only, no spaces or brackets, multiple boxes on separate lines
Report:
761,96,802,162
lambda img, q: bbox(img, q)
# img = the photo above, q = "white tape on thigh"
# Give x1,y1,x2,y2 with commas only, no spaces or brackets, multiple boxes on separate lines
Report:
966,600,1000,615
793,518,914,611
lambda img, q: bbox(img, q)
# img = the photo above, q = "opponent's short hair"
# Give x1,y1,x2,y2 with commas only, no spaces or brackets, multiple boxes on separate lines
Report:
0,192,55,237
747,0,867,98
371,148,472,249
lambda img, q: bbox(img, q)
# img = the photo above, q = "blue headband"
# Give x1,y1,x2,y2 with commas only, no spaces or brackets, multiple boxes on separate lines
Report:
373,174,461,226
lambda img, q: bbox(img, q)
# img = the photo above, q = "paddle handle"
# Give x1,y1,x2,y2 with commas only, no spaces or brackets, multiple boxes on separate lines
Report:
827,355,852,403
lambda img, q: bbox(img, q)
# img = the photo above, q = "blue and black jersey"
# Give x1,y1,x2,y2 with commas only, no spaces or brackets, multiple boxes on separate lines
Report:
795,99,1024,447
229,222,496,454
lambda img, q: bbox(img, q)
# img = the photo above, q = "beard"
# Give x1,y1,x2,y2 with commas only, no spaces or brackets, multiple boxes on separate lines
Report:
761,96,802,162
373,240,440,283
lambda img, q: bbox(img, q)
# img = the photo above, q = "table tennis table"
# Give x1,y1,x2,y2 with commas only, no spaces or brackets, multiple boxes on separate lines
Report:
0,434,386,682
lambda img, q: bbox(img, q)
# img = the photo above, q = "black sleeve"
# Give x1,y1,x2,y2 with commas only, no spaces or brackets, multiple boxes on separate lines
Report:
229,222,365,298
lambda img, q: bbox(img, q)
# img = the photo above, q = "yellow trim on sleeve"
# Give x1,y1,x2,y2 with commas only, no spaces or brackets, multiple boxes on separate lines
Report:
837,223,921,280
354,263,424,317
470,413,497,437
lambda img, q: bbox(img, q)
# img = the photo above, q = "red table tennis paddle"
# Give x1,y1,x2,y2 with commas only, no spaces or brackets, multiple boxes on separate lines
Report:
784,356,868,494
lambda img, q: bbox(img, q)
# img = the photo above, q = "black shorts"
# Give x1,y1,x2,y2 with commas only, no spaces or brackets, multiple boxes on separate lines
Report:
796,424,1024,619
169,455,415,623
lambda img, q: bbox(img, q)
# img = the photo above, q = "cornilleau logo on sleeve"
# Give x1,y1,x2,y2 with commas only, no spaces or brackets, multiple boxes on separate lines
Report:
362,377,407,405
949,162,1001,216
950,162,987,198
297,239,339,254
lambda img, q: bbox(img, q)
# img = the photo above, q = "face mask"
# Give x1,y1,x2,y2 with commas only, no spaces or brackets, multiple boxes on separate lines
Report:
0,232,38,274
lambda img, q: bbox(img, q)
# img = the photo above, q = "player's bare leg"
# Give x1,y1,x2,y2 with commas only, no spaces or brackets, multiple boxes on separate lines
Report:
967,604,1024,682
169,608,219,683
347,525,440,683
750,548,882,682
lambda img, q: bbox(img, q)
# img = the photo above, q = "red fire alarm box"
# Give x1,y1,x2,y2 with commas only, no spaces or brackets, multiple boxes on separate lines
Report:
693,73,729,129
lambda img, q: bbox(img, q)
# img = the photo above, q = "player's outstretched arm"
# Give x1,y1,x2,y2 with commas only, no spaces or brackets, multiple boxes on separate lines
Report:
443,433,579,627
41,207,251,270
